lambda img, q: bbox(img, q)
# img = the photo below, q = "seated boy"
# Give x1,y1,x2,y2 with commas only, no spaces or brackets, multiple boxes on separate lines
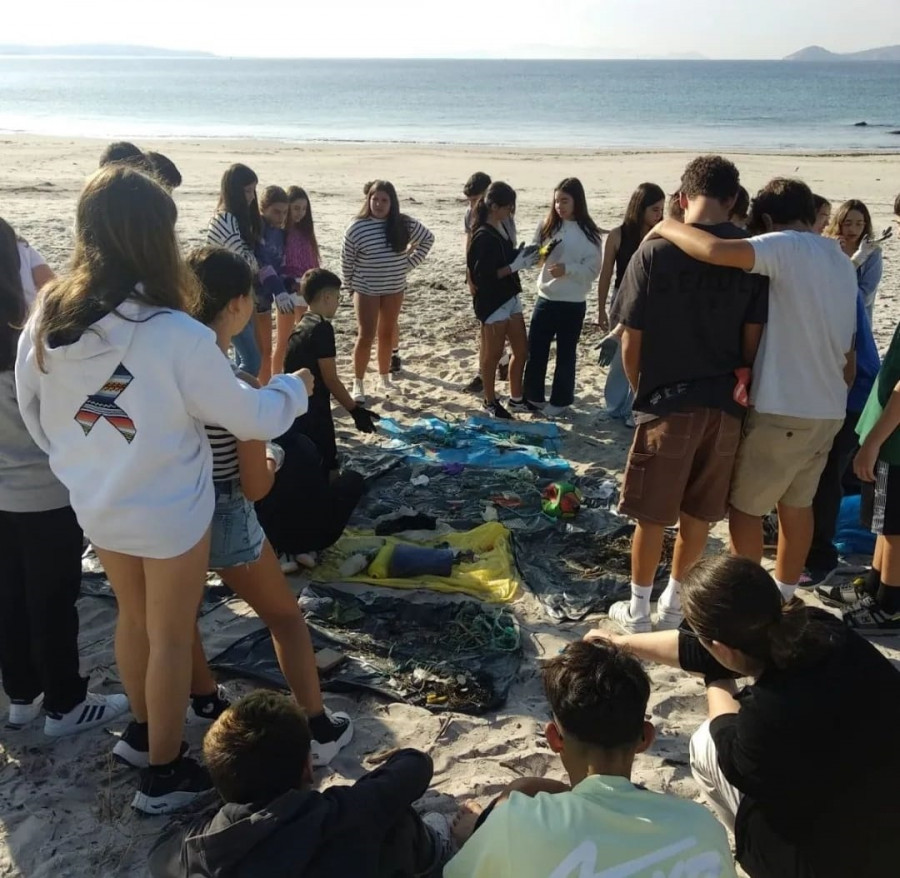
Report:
445,641,736,878
282,268,378,476
149,691,452,878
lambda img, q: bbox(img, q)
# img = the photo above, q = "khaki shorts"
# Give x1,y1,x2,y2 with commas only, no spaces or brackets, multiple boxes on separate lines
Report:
729,410,843,516
619,408,743,527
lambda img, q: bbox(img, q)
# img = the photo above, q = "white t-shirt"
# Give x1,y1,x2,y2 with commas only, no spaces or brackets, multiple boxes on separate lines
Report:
749,231,857,419
17,240,47,309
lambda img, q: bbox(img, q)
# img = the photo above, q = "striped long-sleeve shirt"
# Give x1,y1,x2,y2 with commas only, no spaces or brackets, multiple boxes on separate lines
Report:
207,212,259,272
341,216,434,296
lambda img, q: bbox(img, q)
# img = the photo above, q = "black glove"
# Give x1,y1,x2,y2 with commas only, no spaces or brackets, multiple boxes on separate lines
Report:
351,405,380,433
596,334,620,367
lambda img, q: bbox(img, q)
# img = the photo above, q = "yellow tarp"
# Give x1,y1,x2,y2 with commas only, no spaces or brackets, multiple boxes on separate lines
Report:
313,522,519,603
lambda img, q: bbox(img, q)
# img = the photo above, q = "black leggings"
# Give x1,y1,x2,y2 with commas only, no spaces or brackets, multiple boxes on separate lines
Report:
0,506,87,713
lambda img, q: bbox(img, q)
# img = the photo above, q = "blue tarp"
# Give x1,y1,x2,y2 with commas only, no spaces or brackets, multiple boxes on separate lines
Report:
377,416,571,475
834,493,876,557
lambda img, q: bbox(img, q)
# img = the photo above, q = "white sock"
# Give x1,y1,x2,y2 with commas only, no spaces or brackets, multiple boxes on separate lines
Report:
629,583,653,618
775,579,797,602
659,577,682,611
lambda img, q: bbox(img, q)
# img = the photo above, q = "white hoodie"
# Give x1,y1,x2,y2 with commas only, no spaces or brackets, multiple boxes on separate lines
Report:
16,300,308,559
533,220,602,303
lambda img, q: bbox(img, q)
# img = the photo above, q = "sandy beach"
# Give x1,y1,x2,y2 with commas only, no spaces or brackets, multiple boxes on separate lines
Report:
1,134,899,877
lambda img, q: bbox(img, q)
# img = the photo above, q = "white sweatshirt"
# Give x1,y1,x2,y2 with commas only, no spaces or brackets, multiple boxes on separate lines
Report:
533,220,602,303
16,300,307,559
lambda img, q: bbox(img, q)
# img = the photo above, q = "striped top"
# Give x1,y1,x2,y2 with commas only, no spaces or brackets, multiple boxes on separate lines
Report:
207,212,259,271
205,425,240,482
341,216,434,296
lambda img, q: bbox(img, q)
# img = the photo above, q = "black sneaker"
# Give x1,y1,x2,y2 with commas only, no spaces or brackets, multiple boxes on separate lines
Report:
186,685,231,726
483,399,514,420
132,756,213,815
390,353,402,374
309,711,354,767
762,511,779,549
497,360,509,382
112,720,189,769
843,599,900,635
464,375,484,394
507,398,541,415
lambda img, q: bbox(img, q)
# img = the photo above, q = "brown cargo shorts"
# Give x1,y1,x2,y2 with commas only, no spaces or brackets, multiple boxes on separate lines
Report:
619,408,743,526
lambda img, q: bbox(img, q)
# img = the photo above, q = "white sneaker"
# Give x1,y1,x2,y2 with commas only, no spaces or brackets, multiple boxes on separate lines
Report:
279,553,300,574
8,693,44,728
186,685,231,726
377,374,393,398
44,691,129,738
543,403,570,418
656,604,684,630
609,601,652,634
352,378,366,404
310,711,354,767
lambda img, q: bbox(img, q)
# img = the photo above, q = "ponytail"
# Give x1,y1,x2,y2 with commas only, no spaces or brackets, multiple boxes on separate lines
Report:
470,181,517,235
682,555,842,670
470,195,491,233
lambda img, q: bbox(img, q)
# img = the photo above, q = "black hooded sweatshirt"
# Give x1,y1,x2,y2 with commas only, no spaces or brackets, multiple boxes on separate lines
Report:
148,749,435,878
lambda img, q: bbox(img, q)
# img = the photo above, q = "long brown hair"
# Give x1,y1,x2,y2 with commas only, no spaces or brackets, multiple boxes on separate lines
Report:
357,180,410,253
35,166,198,370
216,163,261,246
0,218,26,372
470,181,516,235
621,182,666,241
539,177,601,245
681,555,842,671
286,186,320,263
825,198,874,246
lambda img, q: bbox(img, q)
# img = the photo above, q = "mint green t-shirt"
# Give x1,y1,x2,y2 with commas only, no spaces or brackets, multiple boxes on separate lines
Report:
857,320,900,465
445,775,736,878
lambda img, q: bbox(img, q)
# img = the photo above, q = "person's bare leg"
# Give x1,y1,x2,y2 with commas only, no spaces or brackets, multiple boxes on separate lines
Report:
221,542,324,714
189,623,218,698
272,309,297,376
481,321,507,404
775,502,814,586
729,507,764,564
142,533,210,764
506,313,528,401
672,513,710,581
353,293,379,380
94,548,149,723
873,534,885,574
632,520,667,587
376,293,404,377
254,312,273,386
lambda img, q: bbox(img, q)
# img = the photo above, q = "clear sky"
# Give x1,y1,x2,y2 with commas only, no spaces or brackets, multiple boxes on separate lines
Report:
5,0,900,59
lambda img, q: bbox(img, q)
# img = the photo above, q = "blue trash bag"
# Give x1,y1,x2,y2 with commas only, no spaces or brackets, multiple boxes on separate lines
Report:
833,494,876,557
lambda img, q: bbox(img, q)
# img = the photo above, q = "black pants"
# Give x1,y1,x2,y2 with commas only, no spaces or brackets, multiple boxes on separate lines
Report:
806,411,861,572
256,434,365,556
377,807,441,878
0,506,87,713
523,298,586,407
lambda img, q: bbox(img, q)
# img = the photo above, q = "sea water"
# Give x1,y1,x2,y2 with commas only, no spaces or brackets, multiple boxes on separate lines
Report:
1,57,898,150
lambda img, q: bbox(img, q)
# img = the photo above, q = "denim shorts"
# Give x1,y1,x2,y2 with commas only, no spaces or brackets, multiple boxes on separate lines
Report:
484,294,524,325
209,478,264,570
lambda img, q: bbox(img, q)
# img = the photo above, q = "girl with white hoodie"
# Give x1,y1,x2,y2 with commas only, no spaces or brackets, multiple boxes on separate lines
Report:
520,178,602,416
16,166,313,815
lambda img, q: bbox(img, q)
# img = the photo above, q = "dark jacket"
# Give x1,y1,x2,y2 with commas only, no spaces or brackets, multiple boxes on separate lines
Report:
466,224,520,323
148,750,434,878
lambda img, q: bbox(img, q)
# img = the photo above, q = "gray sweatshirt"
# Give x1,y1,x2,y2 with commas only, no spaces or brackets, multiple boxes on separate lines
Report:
0,370,69,513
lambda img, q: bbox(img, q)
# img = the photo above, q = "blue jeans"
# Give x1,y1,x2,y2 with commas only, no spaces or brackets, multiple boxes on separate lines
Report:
523,298,586,407
231,320,261,377
604,343,634,420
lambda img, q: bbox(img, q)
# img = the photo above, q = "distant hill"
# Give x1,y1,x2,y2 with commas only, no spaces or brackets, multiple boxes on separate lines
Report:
785,44,900,62
0,44,214,58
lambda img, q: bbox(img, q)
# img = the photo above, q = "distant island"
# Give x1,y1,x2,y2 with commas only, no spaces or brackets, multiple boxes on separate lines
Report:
785,44,900,62
0,44,214,58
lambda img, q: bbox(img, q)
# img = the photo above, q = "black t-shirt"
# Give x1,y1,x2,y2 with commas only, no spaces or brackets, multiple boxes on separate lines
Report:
466,224,521,323
703,611,900,877
616,223,768,419
284,312,336,415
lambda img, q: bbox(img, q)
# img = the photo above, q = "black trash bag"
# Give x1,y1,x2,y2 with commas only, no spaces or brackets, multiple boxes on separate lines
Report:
514,522,674,623
210,585,522,715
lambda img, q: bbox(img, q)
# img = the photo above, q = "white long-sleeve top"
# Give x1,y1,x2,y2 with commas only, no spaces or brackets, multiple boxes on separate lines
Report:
16,299,307,558
533,220,602,303
341,216,434,296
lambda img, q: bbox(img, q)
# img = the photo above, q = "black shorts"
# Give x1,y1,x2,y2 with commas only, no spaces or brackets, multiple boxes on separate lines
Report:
861,461,900,536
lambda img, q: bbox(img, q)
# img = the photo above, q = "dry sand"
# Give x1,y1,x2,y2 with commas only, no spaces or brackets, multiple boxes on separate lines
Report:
1,135,899,877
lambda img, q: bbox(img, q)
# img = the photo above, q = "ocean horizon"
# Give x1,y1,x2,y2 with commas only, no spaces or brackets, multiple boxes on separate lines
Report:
2,57,899,151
